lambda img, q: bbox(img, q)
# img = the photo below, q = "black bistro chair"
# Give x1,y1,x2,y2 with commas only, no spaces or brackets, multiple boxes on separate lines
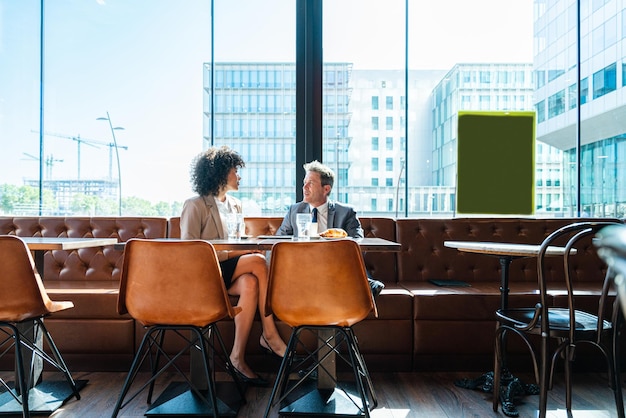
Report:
492,221,624,418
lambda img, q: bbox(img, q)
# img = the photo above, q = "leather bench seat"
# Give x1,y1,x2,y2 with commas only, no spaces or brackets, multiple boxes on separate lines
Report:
408,281,540,320
395,217,622,371
45,280,121,318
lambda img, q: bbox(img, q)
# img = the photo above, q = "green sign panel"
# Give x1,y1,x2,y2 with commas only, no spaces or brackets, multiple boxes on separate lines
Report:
457,111,536,215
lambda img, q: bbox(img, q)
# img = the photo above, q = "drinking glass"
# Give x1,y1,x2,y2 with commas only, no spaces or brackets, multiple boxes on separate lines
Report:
295,213,312,240
226,213,244,240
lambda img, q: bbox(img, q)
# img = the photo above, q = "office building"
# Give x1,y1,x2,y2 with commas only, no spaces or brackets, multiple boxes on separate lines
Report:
534,0,626,217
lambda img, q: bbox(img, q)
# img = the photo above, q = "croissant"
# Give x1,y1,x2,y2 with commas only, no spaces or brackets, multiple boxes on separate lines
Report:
319,228,348,238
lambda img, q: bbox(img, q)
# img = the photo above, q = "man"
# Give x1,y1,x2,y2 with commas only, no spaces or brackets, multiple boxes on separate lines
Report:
276,160,385,298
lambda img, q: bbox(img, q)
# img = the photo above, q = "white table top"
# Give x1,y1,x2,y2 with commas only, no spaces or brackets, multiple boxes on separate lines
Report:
114,237,401,252
19,236,119,251
444,240,575,257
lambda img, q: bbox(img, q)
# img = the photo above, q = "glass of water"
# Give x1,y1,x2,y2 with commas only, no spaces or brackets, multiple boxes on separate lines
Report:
226,213,244,240
295,213,312,240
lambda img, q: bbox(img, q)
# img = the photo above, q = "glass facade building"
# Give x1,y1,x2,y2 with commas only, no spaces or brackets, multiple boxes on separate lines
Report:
533,0,626,217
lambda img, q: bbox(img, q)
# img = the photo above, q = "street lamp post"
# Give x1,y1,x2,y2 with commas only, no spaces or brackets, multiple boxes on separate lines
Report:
334,138,340,201
97,112,124,216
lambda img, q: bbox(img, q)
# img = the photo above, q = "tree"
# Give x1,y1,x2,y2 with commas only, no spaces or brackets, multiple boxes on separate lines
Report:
0,184,56,215
70,194,100,216
122,196,158,216
0,183,183,217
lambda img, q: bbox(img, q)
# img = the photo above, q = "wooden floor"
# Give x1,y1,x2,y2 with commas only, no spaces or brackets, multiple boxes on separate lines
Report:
23,370,623,418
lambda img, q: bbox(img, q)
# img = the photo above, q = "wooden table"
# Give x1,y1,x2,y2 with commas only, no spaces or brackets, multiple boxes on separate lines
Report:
3,236,117,414
443,241,574,310
114,236,401,253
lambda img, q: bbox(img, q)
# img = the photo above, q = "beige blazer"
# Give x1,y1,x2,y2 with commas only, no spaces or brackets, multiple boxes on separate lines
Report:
180,194,243,261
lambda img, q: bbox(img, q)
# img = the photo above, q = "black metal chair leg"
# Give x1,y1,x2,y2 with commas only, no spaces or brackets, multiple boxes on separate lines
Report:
111,329,156,418
347,328,377,410
189,327,219,418
11,325,30,418
264,329,303,418
538,336,549,418
39,320,80,400
612,312,625,418
344,331,370,417
146,329,165,404
492,326,503,412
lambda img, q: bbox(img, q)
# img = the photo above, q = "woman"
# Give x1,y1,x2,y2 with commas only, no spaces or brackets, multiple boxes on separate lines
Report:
180,146,287,387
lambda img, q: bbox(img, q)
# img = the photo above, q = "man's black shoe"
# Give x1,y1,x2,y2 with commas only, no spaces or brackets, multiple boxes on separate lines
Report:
368,278,385,298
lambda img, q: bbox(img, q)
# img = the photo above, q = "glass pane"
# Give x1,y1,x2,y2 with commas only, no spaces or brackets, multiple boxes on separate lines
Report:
324,1,539,217
2,1,213,216
572,1,625,217
1,1,43,214
411,1,536,216
324,0,406,215
211,0,295,215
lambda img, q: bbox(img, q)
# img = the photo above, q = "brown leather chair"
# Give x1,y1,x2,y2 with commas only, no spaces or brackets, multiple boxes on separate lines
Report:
493,222,625,418
111,239,244,418
0,235,80,418
263,239,378,418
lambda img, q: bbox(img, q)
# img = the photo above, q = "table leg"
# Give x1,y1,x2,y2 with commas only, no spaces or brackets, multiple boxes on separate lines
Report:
498,256,512,371
499,256,512,311
190,346,208,390
455,255,538,417
317,329,336,391
17,250,45,389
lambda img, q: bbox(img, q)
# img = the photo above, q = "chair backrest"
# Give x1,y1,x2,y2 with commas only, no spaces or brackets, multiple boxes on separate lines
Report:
267,239,376,327
0,235,54,321
118,239,240,327
595,223,626,318
537,221,622,335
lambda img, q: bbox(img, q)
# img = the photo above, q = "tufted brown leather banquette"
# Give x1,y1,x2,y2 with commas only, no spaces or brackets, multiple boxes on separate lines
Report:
0,215,620,373
395,217,623,370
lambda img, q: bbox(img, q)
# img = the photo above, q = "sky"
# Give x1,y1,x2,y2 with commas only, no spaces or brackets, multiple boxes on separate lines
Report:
0,0,533,205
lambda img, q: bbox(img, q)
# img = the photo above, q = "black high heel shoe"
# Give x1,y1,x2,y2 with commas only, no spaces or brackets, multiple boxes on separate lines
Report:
228,364,269,387
260,334,284,359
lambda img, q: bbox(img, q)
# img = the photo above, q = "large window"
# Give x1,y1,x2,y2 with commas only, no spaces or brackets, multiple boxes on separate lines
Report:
2,0,626,218
592,63,617,99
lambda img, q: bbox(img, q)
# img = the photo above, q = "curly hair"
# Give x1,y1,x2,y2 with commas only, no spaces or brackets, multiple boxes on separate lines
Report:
189,146,245,196
303,160,334,189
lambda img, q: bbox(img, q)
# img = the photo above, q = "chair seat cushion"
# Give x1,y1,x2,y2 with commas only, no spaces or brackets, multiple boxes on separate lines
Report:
497,307,612,333
44,280,122,318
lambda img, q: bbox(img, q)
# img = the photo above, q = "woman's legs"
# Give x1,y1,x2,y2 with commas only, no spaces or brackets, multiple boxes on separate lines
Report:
227,273,258,378
232,254,287,358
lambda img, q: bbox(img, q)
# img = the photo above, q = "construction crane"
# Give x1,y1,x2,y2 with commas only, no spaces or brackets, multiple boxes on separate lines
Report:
33,130,128,181
21,153,64,179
